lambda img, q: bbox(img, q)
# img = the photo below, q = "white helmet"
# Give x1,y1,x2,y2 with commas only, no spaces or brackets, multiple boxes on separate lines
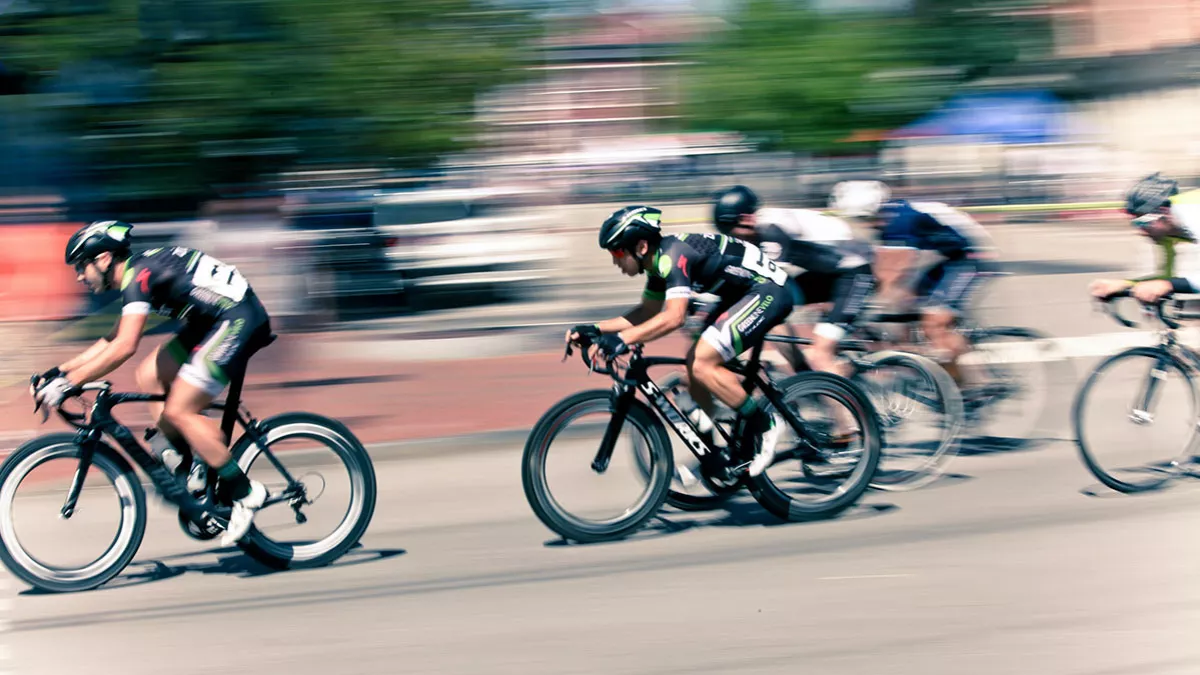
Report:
830,180,891,219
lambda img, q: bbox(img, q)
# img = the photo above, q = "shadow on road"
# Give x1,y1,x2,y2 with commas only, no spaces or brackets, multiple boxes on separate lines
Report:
543,498,899,548
956,435,1062,456
19,545,407,595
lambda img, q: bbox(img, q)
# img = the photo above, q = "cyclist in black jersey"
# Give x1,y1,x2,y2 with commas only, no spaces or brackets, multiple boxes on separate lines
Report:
713,185,875,378
30,220,272,545
567,205,794,477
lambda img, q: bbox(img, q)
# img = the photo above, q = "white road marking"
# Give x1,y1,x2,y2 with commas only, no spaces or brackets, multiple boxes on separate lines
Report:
819,574,914,581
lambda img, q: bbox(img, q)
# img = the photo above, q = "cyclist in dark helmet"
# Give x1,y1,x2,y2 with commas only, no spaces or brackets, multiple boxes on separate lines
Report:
567,205,795,477
33,220,273,545
1090,173,1200,304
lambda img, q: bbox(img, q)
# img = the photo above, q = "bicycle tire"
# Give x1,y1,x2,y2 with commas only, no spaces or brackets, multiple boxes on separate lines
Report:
234,413,377,570
1072,346,1198,493
0,433,146,593
962,325,1071,444
522,390,673,543
747,371,882,521
854,350,964,491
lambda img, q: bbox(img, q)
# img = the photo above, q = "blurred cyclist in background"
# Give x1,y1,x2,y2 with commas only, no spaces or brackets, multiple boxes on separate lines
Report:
830,180,996,385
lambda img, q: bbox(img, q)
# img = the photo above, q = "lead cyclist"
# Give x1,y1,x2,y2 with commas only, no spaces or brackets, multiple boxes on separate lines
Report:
31,220,273,545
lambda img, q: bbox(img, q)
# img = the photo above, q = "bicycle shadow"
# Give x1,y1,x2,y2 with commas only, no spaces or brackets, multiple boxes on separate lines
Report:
543,495,900,548
19,544,406,595
956,435,1062,456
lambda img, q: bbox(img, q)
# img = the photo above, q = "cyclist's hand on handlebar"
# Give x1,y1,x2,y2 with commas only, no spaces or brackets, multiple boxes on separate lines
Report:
1131,279,1174,304
567,323,601,344
595,333,629,359
31,376,78,422
1090,279,1133,300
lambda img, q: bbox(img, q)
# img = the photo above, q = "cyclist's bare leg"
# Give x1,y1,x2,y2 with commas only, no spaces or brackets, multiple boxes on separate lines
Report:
688,340,750,412
921,307,970,385
161,380,229,470
134,345,191,455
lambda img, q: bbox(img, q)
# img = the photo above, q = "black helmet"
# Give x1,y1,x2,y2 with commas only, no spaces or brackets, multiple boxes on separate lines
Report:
1125,173,1179,217
599,205,663,251
65,220,133,266
712,185,759,235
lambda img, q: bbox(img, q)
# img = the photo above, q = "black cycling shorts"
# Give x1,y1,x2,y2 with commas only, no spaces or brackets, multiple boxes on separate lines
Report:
165,294,273,396
699,282,794,362
789,265,876,332
915,259,983,314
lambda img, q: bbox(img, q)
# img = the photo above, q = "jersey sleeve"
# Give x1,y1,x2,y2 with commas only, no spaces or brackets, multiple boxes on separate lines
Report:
643,275,666,301
119,262,152,316
652,239,693,301
879,211,921,250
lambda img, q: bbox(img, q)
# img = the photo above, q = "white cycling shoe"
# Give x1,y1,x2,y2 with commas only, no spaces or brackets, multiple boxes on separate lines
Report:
747,414,784,478
221,480,267,546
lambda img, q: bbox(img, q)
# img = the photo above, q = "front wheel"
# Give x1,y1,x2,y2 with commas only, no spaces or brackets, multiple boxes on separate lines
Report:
233,413,377,569
0,434,146,593
748,371,883,521
523,390,673,543
1072,347,1199,493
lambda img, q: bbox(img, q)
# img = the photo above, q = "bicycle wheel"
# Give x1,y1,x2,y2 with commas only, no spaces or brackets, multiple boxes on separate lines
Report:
233,413,377,570
523,390,673,542
854,351,964,491
960,326,1071,447
747,371,882,521
646,371,740,511
0,433,146,593
1072,347,1199,493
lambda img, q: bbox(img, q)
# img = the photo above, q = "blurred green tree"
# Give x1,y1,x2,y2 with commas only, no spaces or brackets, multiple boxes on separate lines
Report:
684,0,1054,153
0,0,537,202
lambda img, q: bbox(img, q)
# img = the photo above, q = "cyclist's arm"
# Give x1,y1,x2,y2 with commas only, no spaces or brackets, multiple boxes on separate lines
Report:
616,256,690,344
595,297,664,333
62,312,147,385
618,297,688,345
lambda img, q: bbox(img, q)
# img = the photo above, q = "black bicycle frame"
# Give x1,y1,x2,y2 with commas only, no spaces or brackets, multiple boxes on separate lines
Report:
59,376,294,523
589,341,824,473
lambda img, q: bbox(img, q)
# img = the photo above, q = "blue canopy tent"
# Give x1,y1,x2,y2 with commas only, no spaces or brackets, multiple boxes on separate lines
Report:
890,90,1067,144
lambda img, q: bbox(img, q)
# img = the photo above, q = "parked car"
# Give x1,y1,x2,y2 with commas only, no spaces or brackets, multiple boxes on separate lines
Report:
373,186,560,311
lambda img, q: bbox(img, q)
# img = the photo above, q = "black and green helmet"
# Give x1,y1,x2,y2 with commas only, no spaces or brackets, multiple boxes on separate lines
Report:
599,205,663,251
65,220,133,266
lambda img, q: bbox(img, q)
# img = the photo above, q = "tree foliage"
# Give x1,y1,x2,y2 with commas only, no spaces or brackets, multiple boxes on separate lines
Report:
0,0,537,200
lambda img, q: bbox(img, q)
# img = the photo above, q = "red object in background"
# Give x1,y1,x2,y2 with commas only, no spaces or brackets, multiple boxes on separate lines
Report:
0,223,83,321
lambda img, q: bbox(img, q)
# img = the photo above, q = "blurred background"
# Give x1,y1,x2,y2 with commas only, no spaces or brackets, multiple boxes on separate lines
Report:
4,0,1199,339
9,5,1200,673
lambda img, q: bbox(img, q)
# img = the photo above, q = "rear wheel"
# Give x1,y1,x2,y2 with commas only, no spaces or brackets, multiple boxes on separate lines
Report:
748,372,882,521
234,413,377,570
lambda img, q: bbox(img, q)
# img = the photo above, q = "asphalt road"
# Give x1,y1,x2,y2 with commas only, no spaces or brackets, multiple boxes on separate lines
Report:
6,216,1200,675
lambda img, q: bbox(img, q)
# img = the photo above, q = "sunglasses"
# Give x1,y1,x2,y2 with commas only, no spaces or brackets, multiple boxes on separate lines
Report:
609,249,628,259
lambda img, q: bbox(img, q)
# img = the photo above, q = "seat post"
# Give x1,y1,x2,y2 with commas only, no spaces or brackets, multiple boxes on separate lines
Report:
220,370,245,448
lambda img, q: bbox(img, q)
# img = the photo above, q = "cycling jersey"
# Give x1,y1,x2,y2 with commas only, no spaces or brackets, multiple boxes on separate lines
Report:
878,200,993,260
643,233,790,303
642,233,792,360
752,208,872,275
1122,190,1200,292
121,246,271,395
121,246,255,322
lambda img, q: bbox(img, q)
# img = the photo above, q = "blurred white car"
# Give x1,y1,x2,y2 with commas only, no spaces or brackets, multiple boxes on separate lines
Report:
373,187,561,309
